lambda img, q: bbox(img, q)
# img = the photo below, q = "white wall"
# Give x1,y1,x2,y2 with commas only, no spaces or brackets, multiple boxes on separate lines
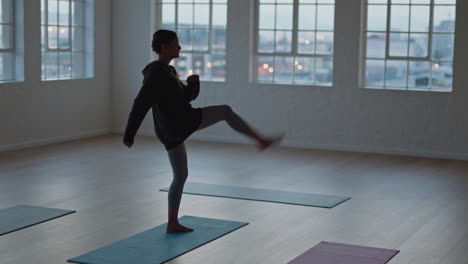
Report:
0,0,112,151
112,0,468,160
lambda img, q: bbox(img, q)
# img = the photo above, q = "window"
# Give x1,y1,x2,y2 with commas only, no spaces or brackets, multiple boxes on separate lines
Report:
157,0,227,81
41,0,93,80
1,0,22,82
363,0,456,92
256,0,335,86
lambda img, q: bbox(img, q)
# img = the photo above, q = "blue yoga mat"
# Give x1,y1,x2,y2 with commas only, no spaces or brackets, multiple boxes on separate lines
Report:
160,182,350,208
68,216,248,264
0,205,76,236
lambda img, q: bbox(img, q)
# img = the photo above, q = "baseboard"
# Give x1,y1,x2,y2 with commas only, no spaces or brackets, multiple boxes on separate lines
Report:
113,128,468,161
0,129,110,153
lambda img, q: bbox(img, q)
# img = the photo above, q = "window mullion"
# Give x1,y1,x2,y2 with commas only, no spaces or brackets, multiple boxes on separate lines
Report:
69,0,72,78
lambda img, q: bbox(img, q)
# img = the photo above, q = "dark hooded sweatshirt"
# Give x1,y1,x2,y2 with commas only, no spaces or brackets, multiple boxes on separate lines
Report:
123,60,202,150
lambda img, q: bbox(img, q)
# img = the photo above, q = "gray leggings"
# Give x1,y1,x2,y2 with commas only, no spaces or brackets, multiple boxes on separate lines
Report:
167,105,255,209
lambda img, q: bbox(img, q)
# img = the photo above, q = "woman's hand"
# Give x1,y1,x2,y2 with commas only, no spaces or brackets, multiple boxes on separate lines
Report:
187,75,199,85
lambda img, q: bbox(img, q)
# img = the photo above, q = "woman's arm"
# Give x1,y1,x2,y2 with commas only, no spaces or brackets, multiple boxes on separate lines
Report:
123,69,161,146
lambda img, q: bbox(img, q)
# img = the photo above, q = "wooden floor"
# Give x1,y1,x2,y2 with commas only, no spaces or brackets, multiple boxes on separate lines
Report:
1,135,468,264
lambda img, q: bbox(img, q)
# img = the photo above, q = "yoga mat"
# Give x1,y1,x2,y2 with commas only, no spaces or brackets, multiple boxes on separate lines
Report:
160,182,350,208
0,205,76,236
288,241,400,264
68,216,248,264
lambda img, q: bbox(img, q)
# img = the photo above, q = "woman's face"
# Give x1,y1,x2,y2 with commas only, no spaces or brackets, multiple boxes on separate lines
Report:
162,37,181,59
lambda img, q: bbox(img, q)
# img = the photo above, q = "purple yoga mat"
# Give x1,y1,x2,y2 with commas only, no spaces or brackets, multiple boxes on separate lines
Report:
288,241,399,264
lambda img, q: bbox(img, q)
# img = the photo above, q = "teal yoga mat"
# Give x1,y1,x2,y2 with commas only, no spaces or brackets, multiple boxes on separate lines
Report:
0,205,76,236
160,182,350,208
68,216,248,264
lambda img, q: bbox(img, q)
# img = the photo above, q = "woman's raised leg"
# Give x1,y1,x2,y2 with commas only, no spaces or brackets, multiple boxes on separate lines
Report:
197,105,283,150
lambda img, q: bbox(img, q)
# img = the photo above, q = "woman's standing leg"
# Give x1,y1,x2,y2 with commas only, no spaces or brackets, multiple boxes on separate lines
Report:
198,105,283,150
166,143,193,233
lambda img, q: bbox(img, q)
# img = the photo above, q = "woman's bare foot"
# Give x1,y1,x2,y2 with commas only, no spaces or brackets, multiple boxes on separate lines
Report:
258,134,285,151
166,222,194,233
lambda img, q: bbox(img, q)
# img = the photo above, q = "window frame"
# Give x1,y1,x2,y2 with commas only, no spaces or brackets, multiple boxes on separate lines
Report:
361,0,456,91
0,0,16,82
154,0,228,82
253,0,336,86
41,0,91,81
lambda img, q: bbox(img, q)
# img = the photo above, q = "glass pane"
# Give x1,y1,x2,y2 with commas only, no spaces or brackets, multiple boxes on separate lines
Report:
178,4,193,26
277,0,293,3
298,31,315,54
389,32,409,57
258,30,274,53
1,0,12,24
294,57,314,84
366,32,386,58
210,53,225,81
71,52,84,77
259,4,275,30
72,1,84,26
300,0,316,3
367,5,387,31
432,33,454,61
410,5,430,32
175,53,191,78
212,4,227,27
43,52,59,79
213,0,227,3
317,0,334,3
192,53,205,75
48,0,58,25
41,26,46,50
274,56,294,83
178,28,192,51
316,31,333,55
58,0,70,26
194,0,209,3
316,5,334,30
409,33,428,57
41,0,45,24
0,25,11,49
212,28,226,51
386,60,407,87
59,52,72,78
431,62,452,90
368,0,386,3
433,5,456,33
193,29,209,51
260,0,275,3
365,59,385,87
194,4,209,27
298,4,316,30
408,61,430,89
58,26,70,49
276,4,293,30
392,0,410,3
390,5,409,32
257,56,274,83
0,52,13,81
411,0,430,4
48,26,58,49
162,4,175,27
434,0,456,4
315,57,333,85
275,31,292,52
72,26,83,51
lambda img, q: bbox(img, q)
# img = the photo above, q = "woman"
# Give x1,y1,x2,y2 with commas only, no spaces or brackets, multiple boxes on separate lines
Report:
123,30,282,233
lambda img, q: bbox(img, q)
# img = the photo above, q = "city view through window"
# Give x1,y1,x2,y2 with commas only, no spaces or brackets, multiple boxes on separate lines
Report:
365,0,456,91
